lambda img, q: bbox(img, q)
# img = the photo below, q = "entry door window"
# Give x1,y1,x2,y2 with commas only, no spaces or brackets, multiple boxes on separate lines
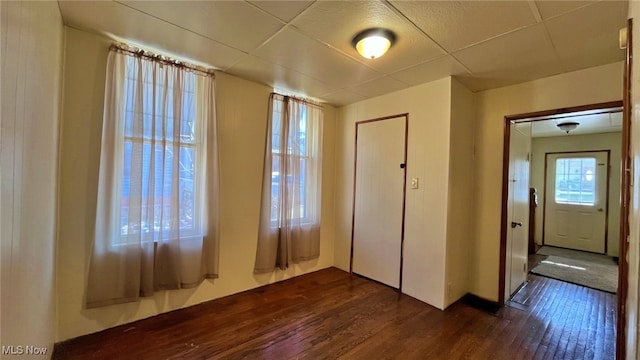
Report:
554,157,596,206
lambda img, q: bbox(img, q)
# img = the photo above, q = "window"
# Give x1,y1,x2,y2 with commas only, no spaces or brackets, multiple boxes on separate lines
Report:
270,100,310,222
254,93,323,272
116,56,204,244
88,46,219,307
554,157,596,205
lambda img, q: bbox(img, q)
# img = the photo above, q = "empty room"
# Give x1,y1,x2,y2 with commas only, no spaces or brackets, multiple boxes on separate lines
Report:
4,0,640,359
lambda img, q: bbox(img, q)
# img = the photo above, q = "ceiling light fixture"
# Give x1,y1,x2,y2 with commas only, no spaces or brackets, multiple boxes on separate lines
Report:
557,121,579,134
352,28,397,60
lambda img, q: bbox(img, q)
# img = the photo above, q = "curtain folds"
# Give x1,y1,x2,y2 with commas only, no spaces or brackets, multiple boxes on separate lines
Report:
86,48,219,308
255,94,323,273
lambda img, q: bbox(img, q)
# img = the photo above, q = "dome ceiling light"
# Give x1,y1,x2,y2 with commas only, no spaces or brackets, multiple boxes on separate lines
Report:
352,28,397,60
557,121,580,134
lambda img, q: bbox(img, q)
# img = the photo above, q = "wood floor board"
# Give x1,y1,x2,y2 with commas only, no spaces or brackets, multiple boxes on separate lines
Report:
538,281,570,359
512,279,559,359
501,277,554,358
53,267,616,360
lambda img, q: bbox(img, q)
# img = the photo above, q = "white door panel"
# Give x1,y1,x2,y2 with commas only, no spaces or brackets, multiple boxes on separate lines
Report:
352,117,406,288
544,152,608,253
506,122,531,299
552,209,569,237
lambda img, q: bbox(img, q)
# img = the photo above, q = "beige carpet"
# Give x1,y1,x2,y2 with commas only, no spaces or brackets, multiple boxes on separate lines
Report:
531,247,618,293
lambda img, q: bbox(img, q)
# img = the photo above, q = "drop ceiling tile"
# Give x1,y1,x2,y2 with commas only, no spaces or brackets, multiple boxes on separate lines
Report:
544,1,627,72
253,27,382,88
533,1,596,21
453,75,521,92
118,0,285,52
248,0,315,22
319,89,367,107
347,76,410,99
59,1,245,69
391,56,470,86
226,56,339,98
389,0,537,52
291,0,444,74
610,112,623,126
453,24,564,90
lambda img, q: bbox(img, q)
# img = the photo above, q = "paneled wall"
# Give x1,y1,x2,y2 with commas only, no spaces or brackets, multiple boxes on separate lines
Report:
1,1,64,356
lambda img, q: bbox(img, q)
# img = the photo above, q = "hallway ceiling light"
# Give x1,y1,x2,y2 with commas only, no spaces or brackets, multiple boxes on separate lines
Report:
557,121,579,134
352,28,396,59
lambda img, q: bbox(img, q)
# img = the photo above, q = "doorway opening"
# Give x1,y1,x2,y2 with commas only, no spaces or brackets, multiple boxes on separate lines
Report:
499,100,627,357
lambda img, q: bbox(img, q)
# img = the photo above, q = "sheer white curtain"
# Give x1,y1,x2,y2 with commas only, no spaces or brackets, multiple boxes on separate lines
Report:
86,46,220,308
255,94,323,273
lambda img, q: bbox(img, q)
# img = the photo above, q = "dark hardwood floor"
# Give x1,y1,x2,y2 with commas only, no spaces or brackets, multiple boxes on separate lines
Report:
53,267,616,360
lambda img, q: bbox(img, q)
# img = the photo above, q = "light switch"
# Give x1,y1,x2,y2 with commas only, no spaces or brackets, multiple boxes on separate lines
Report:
411,177,419,189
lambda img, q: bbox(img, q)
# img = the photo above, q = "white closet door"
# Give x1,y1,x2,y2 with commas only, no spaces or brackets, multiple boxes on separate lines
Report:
352,117,406,288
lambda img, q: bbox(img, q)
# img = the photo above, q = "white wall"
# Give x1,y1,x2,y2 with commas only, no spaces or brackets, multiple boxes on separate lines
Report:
472,62,623,301
56,27,336,341
335,77,453,309
445,79,476,306
1,1,64,357
531,132,622,256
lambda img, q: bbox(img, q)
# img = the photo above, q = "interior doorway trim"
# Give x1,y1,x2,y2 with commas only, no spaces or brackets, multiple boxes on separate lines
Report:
617,17,632,360
349,113,409,292
499,100,623,305
499,100,626,358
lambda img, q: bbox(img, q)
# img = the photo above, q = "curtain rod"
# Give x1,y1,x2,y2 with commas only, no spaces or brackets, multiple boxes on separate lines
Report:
271,92,323,109
110,44,216,78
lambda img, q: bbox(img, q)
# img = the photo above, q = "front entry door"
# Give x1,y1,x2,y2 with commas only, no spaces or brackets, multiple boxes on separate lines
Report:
352,116,407,289
544,151,609,253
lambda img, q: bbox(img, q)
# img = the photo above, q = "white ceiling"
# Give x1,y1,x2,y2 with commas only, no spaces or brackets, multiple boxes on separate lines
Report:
530,110,623,138
57,0,629,107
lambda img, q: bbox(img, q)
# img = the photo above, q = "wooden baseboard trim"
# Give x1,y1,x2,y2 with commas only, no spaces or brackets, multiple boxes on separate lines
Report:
459,293,502,315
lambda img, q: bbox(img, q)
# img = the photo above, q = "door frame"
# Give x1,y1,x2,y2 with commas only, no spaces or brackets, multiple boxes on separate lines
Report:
499,101,622,304
617,18,632,360
541,150,611,254
499,100,626,357
349,113,409,292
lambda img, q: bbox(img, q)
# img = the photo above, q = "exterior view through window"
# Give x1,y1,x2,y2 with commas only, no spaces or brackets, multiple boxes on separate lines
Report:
270,101,308,222
120,57,200,242
554,157,596,205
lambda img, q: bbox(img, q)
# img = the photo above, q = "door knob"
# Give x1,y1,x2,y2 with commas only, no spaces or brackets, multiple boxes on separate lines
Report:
597,208,604,212
511,221,523,228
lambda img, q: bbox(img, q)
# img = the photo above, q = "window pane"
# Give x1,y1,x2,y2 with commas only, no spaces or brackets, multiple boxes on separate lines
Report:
297,157,306,219
118,56,200,242
298,109,307,155
269,99,316,223
271,155,280,222
180,76,196,144
123,62,196,144
272,114,282,153
179,147,195,232
555,157,596,205
120,141,133,236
